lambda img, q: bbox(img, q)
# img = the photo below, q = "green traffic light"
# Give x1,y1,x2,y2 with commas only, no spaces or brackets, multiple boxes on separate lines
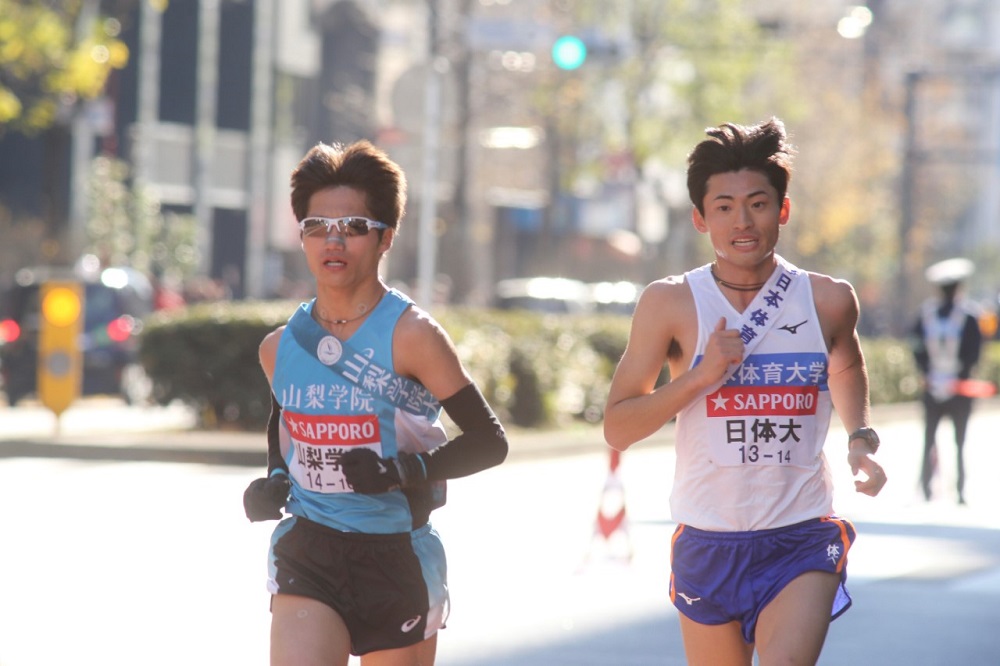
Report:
552,35,586,70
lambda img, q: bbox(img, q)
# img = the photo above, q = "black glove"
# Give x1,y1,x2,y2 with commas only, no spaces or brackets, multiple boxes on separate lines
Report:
340,449,427,494
243,473,291,522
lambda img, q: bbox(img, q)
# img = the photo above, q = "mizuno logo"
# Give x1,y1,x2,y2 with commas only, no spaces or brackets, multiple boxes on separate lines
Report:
677,593,702,605
779,320,808,334
401,615,422,633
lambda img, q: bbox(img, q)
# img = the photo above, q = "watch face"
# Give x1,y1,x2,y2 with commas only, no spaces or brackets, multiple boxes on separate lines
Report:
851,427,879,449
859,427,879,444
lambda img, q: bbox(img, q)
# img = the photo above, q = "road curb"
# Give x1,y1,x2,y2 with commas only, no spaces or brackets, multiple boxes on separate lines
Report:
1,398,996,467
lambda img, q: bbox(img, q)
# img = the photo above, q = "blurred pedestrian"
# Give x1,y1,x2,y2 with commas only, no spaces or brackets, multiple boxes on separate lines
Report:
149,268,186,311
911,257,983,504
242,140,508,665
604,118,885,665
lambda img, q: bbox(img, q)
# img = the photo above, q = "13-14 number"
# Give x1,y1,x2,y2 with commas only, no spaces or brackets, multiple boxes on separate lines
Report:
739,445,791,464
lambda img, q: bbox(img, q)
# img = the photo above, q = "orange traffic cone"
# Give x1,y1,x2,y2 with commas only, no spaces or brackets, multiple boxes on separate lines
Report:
583,448,632,567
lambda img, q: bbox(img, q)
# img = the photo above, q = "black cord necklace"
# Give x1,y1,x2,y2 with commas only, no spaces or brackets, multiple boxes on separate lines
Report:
316,288,386,326
710,264,767,292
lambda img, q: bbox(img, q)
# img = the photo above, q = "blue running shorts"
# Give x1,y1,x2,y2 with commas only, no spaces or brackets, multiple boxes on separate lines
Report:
669,516,856,644
410,523,450,636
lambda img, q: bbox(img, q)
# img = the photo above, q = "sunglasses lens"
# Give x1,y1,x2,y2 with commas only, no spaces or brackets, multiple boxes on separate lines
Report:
302,219,326,236
345,218,370,235
301,217,383,238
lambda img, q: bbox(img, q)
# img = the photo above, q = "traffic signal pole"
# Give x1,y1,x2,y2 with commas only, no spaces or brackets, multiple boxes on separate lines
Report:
417,0,442,309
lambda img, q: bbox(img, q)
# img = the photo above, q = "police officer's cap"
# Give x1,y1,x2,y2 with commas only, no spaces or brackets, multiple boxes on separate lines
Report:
925,257,974,286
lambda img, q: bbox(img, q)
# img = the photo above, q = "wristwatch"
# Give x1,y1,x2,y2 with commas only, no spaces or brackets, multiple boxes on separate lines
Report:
848,426,879,454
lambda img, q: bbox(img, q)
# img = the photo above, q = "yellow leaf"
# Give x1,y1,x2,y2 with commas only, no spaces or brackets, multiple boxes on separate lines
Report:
0,87,22,123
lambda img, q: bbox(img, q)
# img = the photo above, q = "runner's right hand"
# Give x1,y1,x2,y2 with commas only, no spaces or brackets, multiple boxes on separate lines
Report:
243,474,291,522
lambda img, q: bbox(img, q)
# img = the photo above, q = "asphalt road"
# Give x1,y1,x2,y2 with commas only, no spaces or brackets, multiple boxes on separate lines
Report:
0,397,998,665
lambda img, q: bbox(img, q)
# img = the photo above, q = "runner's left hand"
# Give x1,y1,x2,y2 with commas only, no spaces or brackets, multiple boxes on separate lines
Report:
340,449,426,493
848,447,887,497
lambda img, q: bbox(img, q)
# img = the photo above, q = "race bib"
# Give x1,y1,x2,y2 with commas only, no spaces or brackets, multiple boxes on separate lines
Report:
703,351,828,468
283,411,382,493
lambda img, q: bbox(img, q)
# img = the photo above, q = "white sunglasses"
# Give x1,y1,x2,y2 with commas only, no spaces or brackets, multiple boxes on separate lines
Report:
299,216,389,239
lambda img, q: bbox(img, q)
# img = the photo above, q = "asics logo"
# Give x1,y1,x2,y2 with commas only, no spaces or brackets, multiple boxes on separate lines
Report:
779,320,808,334
677,592,702,605
401,615,422,633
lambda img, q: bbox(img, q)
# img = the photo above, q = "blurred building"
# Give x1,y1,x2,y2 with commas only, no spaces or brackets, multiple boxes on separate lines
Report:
0,0,403,300
2,0,999,314
118,0,387,299
0,0,639,305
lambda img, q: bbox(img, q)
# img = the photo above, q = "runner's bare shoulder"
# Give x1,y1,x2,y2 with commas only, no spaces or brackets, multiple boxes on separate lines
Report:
630,274,697,362
635,274,695,317
807,272,858,318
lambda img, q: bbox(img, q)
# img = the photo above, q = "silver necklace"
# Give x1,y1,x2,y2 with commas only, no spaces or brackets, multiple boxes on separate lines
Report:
316,289,386,326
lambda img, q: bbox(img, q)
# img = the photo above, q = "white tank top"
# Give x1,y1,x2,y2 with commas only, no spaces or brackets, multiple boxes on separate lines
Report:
671,256,835,531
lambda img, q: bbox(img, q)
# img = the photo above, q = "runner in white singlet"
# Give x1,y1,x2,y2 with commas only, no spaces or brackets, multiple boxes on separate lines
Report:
604,118,886,666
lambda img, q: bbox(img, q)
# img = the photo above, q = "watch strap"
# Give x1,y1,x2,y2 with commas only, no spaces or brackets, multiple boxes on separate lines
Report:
848,426,879,453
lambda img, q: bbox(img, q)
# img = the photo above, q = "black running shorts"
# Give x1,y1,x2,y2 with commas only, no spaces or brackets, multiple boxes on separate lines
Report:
269,517,430,655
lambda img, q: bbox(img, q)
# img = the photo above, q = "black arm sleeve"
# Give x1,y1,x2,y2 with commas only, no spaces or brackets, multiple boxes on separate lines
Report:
266,391,289,475
958,314,983,379
419,383,508,482
911,317,929,375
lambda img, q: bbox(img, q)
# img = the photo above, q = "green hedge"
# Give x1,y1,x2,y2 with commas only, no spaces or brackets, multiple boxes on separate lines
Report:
139,300,299,429
859,336,1000,404
138,299,1000,430
435,308,632,427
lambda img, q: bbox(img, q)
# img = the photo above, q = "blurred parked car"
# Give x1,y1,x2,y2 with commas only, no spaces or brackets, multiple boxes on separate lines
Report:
494,277,594,314
494,277,644,317
589,280,644,315
0,266,154,406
